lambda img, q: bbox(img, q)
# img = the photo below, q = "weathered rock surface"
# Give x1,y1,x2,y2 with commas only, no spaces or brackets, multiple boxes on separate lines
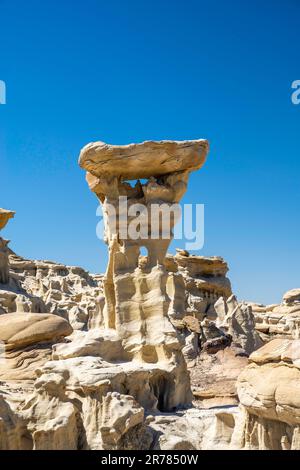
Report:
0,208,15,285
1,251,103,331
79,139,208,180
166,250,232,322
236,338,300,449
0,140,211,449
251,289,300,340
1,139,299,450
78,139,211,411
0,313,72,350
191,346,248,407
0,208,15,231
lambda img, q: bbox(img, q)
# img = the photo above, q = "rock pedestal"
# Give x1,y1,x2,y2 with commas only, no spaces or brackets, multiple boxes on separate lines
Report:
79,139,209,409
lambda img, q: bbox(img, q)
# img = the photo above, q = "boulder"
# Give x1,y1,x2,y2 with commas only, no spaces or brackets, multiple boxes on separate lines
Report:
0,313,72,350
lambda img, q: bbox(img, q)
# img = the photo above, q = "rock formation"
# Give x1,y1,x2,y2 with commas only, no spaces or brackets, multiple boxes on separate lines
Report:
166,250,232,322
251,290,300,340
1,140,300,450
78,139,209,409
235,338,300,449
215,295,263,355
0,208,15,285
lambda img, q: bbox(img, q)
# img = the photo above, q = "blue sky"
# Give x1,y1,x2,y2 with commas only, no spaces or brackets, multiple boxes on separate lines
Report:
0,0,299,304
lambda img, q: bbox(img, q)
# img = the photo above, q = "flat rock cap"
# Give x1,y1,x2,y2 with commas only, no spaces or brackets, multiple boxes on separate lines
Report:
79,139,209,180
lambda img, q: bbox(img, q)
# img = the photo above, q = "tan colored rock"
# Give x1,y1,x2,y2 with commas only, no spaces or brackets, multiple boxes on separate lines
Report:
0,209,15,285
0,238,10,284
214,295,263,355
97,392,144,450
0,344,53,381
0,313,72,350
2,137,268,450
283,288,300,304
79,139,208,180
0,209,15,231
78,139,210,410
2,250,103,326
191,346,248,407
21,371,78,450
237,338,300,449
165,252,232,322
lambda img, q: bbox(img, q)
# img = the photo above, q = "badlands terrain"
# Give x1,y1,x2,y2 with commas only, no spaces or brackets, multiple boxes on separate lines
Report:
0,139,300,450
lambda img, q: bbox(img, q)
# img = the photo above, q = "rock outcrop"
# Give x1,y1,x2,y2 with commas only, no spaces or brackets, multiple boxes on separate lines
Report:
1,251,102,331
78,139,210,410
251,289,300,340
235,338,300,449
1,139,299,451
166,250,232,322
0,208,15,285
215,295,263,355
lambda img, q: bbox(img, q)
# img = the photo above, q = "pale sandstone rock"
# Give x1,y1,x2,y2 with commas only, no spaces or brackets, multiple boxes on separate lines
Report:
2,250,103,326
0,313,72,381
283,288,300,304
21,371,78,450
236,338,300,449
191,346,248,407
0,394,29,450
0,208,15,231
79,139,208,180
0,313,72,350
166,252,232,321
0,140,210,450
0,209,15,285
0,238,10,285
78,139,210,410
6,137,300,450
0,344,53,381
216,295,263,355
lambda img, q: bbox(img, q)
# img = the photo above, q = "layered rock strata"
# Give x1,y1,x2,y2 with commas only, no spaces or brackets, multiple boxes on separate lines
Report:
235,338,300,449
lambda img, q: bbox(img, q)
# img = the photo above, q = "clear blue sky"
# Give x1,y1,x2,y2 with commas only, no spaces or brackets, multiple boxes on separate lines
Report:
0,0,299,304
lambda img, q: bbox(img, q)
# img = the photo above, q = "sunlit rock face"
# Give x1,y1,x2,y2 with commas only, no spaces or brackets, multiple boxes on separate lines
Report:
2,140,300,450
0,209,15,285
250,288,300,340
235,338,300,450
165,250,232,323
10,138,300,450
0,209,15,231
79,139,209,409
